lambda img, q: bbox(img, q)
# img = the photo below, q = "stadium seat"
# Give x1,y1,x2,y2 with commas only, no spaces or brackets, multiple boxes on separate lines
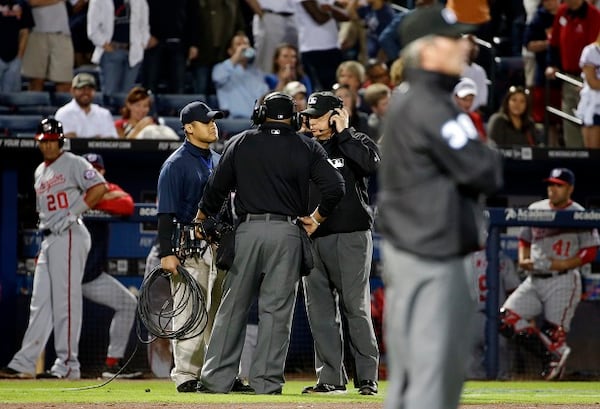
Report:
217,118,252,139
207,94,219,109
160,116,185,139
104,93,129,115
0,92,55,115
155,94,206,117
0,114,44,137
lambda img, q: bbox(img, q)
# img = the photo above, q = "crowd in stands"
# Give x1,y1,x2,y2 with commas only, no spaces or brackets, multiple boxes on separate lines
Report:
0,0,599,148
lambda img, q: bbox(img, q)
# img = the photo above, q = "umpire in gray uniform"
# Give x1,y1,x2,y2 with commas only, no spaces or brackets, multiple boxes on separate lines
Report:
195,92,345,395
378,6,503,409
300,92,380,395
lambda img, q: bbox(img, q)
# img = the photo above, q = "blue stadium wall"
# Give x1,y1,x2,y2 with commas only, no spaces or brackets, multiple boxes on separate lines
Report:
2,139,600,378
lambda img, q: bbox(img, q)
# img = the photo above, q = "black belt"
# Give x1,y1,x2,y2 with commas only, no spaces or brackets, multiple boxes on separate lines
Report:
111,42,129,50
244,213,294,223
533,270,568,279
263,9,293,17
42,229,52,236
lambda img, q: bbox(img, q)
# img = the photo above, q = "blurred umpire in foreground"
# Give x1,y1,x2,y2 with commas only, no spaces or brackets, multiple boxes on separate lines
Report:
378,5,503,409
195,92,345,394
301,92,380,395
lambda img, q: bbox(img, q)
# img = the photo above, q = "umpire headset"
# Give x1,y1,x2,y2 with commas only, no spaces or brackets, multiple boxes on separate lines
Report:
35,117,65,148
251,92,303,131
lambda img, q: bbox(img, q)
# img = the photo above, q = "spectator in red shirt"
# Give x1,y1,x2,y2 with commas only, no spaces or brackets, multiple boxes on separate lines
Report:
453,77,487,142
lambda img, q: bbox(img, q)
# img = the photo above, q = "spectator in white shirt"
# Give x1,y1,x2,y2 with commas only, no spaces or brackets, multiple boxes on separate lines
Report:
55,73,119,139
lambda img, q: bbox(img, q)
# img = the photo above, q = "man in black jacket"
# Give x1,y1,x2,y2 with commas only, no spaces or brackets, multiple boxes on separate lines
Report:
300,91,380,396
195,92,345,395
379,5,503,409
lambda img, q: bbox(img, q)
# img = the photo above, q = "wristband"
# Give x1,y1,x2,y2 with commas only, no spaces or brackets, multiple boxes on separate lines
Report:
310,215,320,226
70,195,90,217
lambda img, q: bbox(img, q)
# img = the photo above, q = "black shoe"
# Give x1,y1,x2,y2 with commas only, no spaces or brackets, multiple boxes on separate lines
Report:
231,377,254,393
0,366,34,379
197,383,218,394
302,383,347,394
358,380,378,395
177,379,198,393
36,371,63,379
102,360,143,379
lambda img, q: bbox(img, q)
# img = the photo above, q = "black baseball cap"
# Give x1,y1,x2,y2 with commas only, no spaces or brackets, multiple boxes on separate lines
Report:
544,168,575,186
180,101,224,125
400,4,476,47
82,152,105,170
301,92,343,117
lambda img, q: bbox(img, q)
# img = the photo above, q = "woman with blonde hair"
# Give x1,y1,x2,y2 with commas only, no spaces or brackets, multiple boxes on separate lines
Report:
265,43,312,95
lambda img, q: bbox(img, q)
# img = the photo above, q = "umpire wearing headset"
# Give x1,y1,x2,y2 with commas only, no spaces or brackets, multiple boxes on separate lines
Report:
195,92,345,395
300,92,381,395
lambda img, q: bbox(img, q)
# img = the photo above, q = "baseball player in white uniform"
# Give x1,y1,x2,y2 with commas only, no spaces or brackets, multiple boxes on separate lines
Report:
0,118,107,379
468,249,520,379
500,168,600,380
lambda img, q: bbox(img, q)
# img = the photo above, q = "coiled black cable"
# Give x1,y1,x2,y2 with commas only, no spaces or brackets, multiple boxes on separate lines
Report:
136,264,208,342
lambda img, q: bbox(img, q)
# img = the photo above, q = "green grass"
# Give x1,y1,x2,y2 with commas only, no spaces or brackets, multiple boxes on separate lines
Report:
2,380,600,405
0,379,384,404
463,381,600,405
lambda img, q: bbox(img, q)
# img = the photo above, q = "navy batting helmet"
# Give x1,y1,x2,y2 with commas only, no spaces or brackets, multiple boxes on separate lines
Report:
36,118,65,148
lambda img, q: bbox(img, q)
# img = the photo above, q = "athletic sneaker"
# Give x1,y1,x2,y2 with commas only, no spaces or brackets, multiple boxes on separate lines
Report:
0,366,34,379
544,345,571,381
36,371,65,379
102,360,143,379
358,380,378,395
36,370,80,379
302,383,347,394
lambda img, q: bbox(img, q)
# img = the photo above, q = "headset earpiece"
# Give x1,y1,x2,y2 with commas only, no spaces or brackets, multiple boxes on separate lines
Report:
291,112,302,131
251,99,267,126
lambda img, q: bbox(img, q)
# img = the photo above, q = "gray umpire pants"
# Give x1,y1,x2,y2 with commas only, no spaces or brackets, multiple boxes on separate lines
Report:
200,217,302,394
382,242,475,409
303,230,379,386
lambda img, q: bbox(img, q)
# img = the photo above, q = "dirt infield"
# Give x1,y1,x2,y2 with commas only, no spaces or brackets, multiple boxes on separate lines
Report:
3,404,600,409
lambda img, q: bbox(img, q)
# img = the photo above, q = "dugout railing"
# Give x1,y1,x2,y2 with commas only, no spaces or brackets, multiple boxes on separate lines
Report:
485,207,600,380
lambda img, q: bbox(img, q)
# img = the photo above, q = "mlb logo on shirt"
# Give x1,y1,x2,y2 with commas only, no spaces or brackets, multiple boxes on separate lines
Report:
328,158,345,168
271,129,281,135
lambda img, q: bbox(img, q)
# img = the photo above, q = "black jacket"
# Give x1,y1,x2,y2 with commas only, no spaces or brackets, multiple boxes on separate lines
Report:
200,122,345,219
379,69,503,258
310,127,380,238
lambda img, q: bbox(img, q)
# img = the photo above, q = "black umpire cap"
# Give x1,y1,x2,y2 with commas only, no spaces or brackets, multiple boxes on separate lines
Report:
263,92,295,120
301,92,343,117
180,101,224,125
400,4,476,47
